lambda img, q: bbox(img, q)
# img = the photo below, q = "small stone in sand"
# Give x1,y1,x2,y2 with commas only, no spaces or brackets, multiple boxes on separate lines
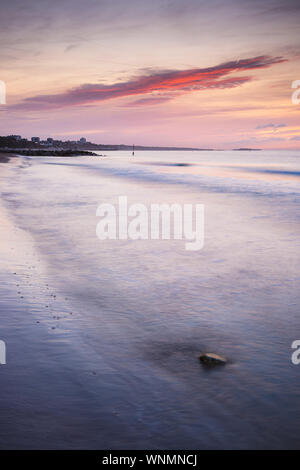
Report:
199,353,227,366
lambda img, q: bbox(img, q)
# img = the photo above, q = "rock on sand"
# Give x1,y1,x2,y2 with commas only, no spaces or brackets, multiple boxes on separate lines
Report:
199,353,227,366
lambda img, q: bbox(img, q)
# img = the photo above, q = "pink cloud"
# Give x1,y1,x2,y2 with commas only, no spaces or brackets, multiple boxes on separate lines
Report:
10,55,286,111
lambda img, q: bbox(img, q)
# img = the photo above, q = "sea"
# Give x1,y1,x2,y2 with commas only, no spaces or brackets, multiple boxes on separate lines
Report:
0,149,299,449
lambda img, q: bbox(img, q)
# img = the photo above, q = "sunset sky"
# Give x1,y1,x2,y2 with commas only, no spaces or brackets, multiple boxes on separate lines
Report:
1,0,300,148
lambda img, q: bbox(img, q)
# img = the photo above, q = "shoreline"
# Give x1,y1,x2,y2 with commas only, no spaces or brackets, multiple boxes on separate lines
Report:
0,150,99,158
0,152,16,163
0,150,300,449
0,161,129,449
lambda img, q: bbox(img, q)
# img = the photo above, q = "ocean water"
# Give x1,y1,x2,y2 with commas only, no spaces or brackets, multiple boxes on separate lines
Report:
0,150,300,449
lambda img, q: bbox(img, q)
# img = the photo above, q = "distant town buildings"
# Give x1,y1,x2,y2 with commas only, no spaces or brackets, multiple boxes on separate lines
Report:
0,134,201,152
25,136,88,145
10,135,22,141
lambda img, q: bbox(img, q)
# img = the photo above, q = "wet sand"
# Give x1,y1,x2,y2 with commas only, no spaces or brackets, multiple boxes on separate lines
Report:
0,151,299,449
0,153,16,163
0,159,133,449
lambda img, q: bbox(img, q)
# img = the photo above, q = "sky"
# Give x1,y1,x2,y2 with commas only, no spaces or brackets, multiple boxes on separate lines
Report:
0,0,300,149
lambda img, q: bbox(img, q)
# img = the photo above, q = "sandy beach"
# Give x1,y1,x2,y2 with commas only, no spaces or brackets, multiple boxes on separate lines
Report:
0,153,16,163
0,155,132,449
0,151,299,449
